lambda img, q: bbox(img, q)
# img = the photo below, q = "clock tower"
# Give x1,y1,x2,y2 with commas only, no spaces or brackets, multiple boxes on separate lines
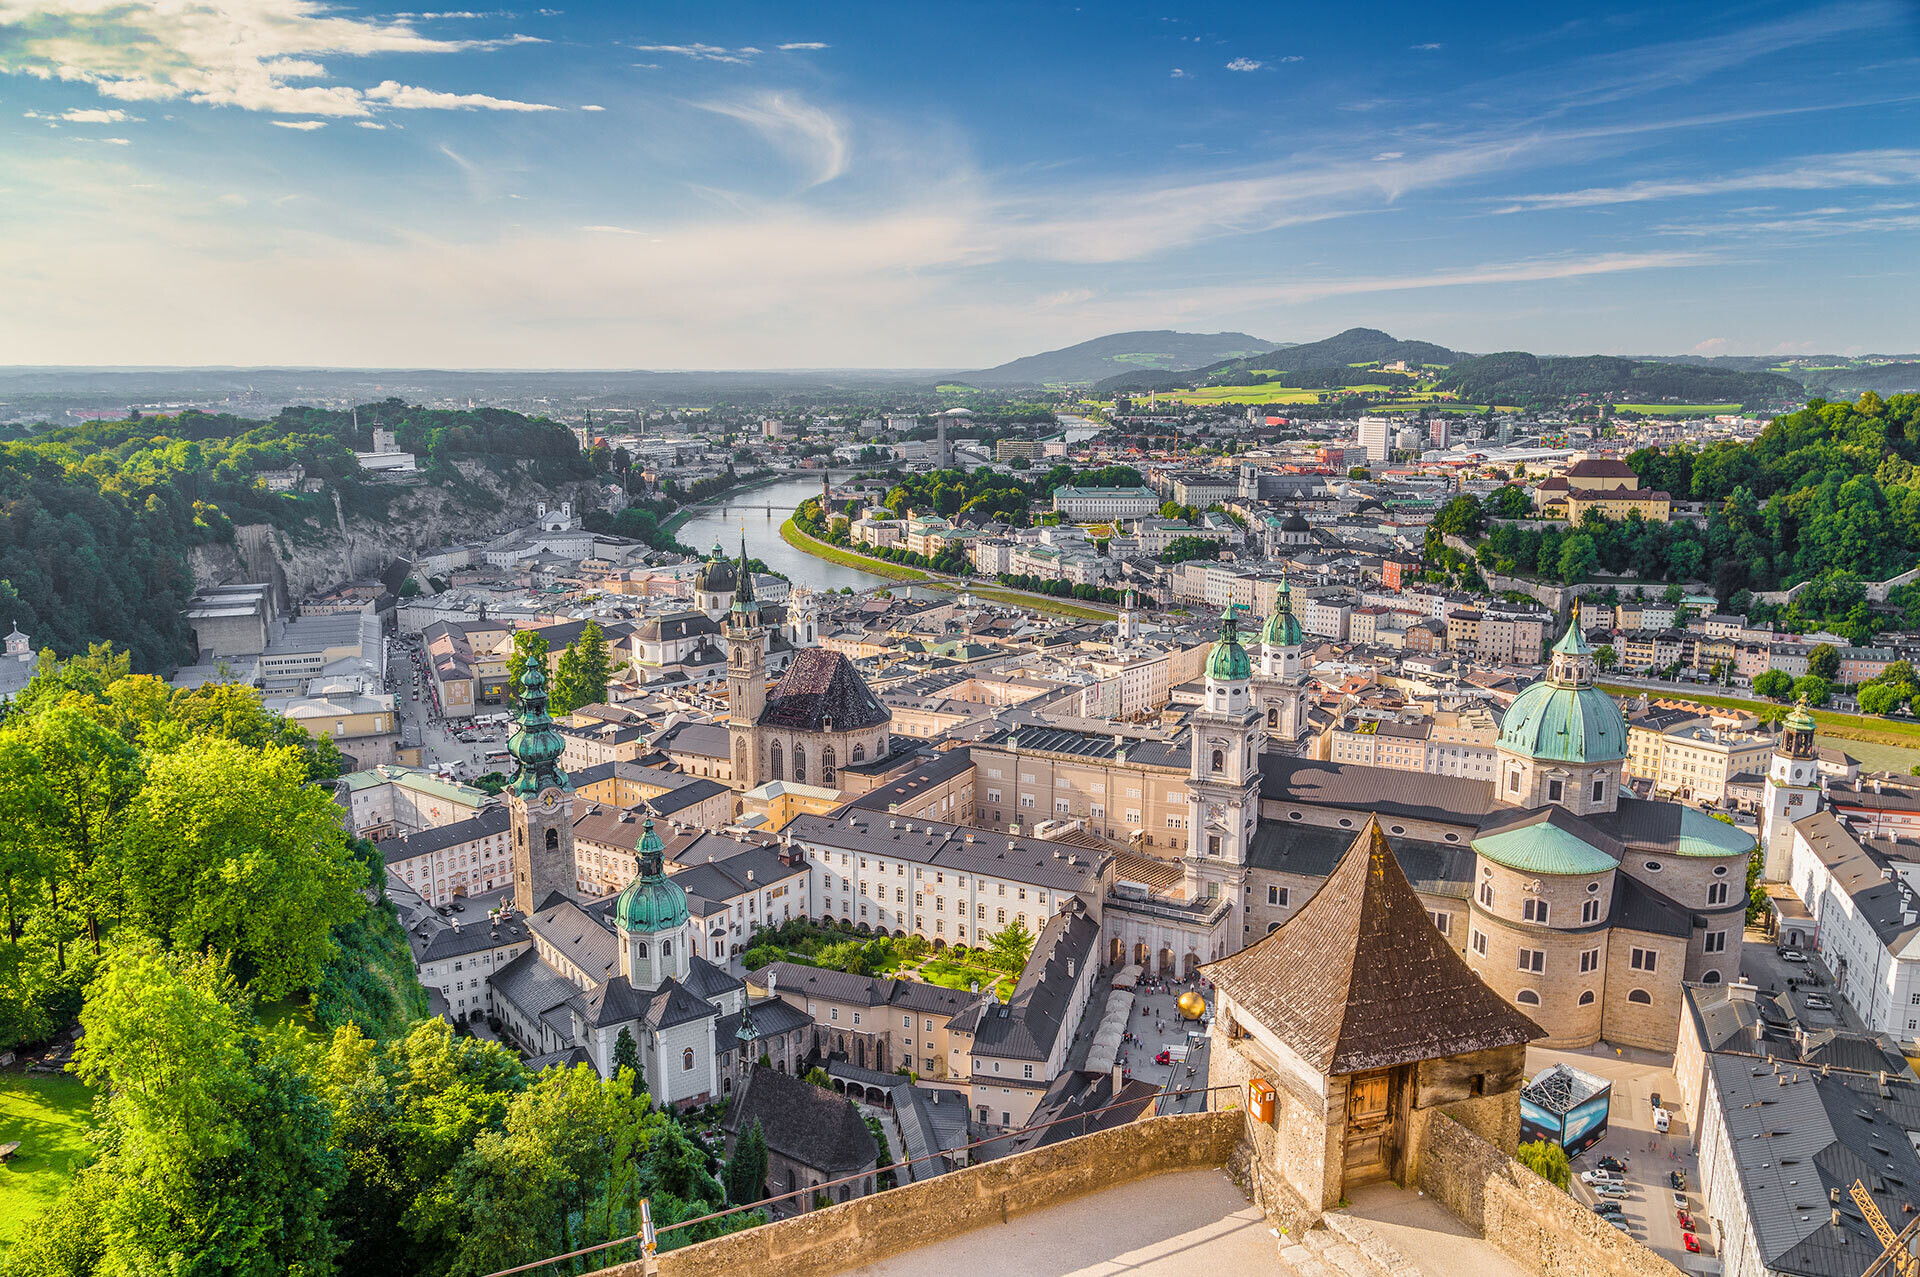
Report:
1761,697,1821,881
725,534,769,791
505,649,576,913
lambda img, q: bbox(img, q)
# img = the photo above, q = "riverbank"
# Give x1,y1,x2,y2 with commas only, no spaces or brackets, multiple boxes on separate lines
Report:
950,584,1117,622
659,469,786,539
779,519,932,583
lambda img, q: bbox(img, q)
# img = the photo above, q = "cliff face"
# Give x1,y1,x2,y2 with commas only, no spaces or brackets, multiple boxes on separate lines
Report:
188,460,615,602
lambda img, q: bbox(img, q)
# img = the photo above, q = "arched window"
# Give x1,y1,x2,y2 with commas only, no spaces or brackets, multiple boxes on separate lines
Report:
1478,881,1494,907
1627,988,1652,1005
1702,970,1723,984
545,827,559,852
660,940,671,956
1515,989,1541,1006
1211,748,1224,773
683,1048,695,1071
793,746,807,784
1267,708,1277,727
852,743,866,762
634,941,649,957
770,741,784,781
1578,990,1595,1006
822,746,837,786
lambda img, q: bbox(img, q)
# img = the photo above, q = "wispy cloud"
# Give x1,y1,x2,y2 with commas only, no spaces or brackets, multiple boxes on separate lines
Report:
0,0,552,118
273,119,327,129
356,120,388,129
24,107,140,123
778,42,829,51
695,92,849,187
365,80,556,110
1225,58,1262,72
1411,42,1443,50
1170,68,1188,78
1494,149,1920,212
580,103,604,111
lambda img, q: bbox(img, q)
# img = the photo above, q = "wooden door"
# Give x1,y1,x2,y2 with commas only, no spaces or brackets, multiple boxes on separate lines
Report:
1343,1069,1396,1187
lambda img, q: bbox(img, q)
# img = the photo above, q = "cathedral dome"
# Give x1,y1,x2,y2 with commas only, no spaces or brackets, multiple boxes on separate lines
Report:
1205,607,1252,682
1260,588,1303,648
615,819,689,933
695,541,738,594
1280,511,1310,533
1495,614,1626,764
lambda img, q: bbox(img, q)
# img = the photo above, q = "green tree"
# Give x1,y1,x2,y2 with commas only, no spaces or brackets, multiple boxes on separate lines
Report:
1859,683,1906,716
1515,1139,1571,1191
1807,644,1840,682
986,918,1035,973
1753,669,1794,699
1348,467,1371,480
803,1066,833,1089
1556,532,1599,583
1594,645,1616,671
726,1118,768,1205
505,631,550,701
117,737,366,999
614,1025,642,1094
550,643,585,717
1793,674,1833,706
572,621,614,706
1432,494,1485,539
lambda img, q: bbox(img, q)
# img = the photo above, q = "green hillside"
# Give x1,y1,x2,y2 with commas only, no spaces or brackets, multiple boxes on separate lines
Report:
1433,352,1802,409
957,330,1286,387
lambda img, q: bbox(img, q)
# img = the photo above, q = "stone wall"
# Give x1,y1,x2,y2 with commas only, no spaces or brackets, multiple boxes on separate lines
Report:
603,1110,1241,1277
1418,1109,1686,1277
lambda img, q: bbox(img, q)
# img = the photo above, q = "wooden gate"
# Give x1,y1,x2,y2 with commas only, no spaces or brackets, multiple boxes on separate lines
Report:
1343,1069,1396,1187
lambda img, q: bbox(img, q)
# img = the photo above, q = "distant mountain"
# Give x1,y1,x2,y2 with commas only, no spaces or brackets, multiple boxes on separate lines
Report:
1209,327,1465,376
955,331,1287,388
1644,354,1920,398
1433,353,1802,408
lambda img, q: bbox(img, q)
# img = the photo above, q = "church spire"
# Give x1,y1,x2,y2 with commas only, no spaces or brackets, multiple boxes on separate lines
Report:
506,648,569,797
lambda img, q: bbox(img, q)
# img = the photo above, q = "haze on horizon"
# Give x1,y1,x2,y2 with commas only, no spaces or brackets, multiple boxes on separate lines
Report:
0,0,1916,370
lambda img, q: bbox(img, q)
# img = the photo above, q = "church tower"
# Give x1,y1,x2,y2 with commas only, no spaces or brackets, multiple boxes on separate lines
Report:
506,651,575,913
1761,698,1821,881
615,817,692,989
1184,606,1261,933
1253,578,1307,745
726,534,770,790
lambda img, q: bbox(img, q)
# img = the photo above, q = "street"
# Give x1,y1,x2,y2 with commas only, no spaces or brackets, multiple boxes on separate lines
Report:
385,634,510,782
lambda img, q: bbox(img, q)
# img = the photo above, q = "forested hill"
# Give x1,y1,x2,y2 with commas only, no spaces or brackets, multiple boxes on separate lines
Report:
957,330,1284,387
0,400,589,670
1434,353,1802,408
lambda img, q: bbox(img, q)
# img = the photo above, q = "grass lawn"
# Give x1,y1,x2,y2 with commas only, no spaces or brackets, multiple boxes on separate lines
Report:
910,956,1016,1001
1599,683,1920,764
965,586,1116,621
0,1072,93,1252
778,519,931,583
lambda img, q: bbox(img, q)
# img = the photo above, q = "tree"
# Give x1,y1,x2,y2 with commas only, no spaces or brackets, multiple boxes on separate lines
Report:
505,630,550,703
1556,532,1599,584
550,643,585,717
1432,494,1484,540
1348,467,1371,480
726,1119,767,1205
1859,683,1905,716
1753,669,1794,700
803,1066,833,1089
1807,643,1840,682
1793,674,1833,706
1515,1140,1571,1191
117,737,366,999
1594,645,1616,671
614,1026,642,1094
986,918,1035,973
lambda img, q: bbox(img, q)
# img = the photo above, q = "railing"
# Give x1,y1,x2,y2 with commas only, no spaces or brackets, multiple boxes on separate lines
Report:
481,1081,1244,1277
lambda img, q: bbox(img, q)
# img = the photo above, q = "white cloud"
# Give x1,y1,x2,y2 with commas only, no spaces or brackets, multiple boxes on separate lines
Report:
1278,55,1303,63
25,106,138,123
1170,68,1188,78
364,80,556,111
0,0,551,118
582,224,646,235
1411,42,1443,50
778,42,828,51
356,120,388,128
1495,149,1920,212
580,103,604,111
1225,58,1262,72
71,135,132,144
1373,151,1403,161
634,42,750,64
695,91,849,187
272,119,326,129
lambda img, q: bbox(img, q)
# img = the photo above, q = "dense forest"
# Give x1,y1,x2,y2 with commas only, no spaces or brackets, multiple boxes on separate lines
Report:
1433,353,1801,408
0,401,591,671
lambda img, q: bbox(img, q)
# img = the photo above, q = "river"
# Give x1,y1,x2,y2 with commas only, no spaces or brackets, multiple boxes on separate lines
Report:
672,475,897,593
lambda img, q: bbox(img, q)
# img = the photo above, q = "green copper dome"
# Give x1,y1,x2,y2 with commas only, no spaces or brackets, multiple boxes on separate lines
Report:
1784,698,1816,735
1260,583,1303,648
615,818,689,934
506,653,570,797
1205,606,1252,682
1496,612,1626,764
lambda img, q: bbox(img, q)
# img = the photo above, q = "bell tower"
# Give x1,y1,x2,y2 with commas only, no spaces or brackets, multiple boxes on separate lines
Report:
1184,607,1261,937
726,533,770,790
1761,697,1821,881
506,650,575,913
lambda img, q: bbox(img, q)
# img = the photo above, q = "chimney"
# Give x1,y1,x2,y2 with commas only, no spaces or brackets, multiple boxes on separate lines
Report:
1727,978,1759,1004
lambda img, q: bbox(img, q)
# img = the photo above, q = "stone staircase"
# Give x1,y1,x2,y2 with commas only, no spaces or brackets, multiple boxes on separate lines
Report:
1273,1213,1427,1277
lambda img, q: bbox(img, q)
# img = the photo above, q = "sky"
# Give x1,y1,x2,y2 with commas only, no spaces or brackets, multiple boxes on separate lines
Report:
0,0,1917,368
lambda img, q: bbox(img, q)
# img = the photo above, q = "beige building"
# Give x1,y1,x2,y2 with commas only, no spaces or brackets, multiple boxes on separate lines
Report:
283,687,400,767
750,961,981,1082
969,726,1192,852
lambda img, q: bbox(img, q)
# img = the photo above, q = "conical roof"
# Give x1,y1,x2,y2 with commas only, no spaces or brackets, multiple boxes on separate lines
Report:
1205,605,1252,682
1203,817,1542,1075
506,652,569,797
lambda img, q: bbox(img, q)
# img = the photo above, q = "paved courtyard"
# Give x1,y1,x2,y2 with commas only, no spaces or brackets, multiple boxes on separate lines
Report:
848,1168,1282,1277
1341,1182,1530,1277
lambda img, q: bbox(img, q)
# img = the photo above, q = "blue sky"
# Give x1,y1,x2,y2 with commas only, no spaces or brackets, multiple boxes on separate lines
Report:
0,0,1916,367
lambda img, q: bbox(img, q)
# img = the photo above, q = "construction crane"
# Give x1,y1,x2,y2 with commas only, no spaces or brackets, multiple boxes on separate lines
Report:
1852,1178,1920,1277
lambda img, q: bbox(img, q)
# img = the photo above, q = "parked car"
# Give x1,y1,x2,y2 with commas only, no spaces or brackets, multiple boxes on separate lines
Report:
1670,1170,1687,1192
1806,993,1834,1010
1581,1170,1620,1185
1674,1191,1689,1210
1653,1108,1671,1134
1677,1210,1696,1231
1683,1233,1701,1254
1606,1216,1631,1231
1597,1156,1628,1173
1781,949,1809,963
1594,1183,1629,1199
1592,1203,1624,1217
1154,1050,1172,1066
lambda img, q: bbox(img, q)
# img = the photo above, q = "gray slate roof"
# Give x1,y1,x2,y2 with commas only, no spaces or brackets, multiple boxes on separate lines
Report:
723,1065,877,1177
1259,755,1495,828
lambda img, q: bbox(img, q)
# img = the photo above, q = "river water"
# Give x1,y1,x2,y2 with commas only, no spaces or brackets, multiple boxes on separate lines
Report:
673,475,896,593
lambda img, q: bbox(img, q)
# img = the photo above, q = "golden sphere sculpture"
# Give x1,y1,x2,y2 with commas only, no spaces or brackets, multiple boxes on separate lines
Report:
1177,990,1207,1020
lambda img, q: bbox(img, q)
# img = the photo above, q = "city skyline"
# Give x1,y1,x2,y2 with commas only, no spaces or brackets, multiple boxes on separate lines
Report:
0,0,1916,367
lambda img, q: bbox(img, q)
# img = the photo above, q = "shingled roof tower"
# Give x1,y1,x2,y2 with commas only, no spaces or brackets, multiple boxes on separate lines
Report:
1204,817,1542,1212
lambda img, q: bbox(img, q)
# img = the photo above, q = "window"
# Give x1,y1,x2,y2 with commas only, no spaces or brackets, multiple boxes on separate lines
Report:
771,741,784,780
683,1048,694,1071
1643,860,1663,873
997,908,1006,924
1478,881,1494,907
1578,990,1595,1006
1579,948,1599,974
1515,990,1541,1006
1517,948,1544,973
822,746,837,786
1430,911,1450,935
1630,947,1656,972
1470,929,1488,957
1547,779,1564,803
1707,882,1729,906
545,827,559,851
1627,988,1652,1005
1507,770,1521,793
1523,898,1549,925
1705,931,1726,954
1581,898,1601,924
1023,1064,1034,1079
852,1012,861,1025
1020,795,1035,809
831,1008,839,1021
793,746,807,784
1268,886,1289,907
1592,776,1606,803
